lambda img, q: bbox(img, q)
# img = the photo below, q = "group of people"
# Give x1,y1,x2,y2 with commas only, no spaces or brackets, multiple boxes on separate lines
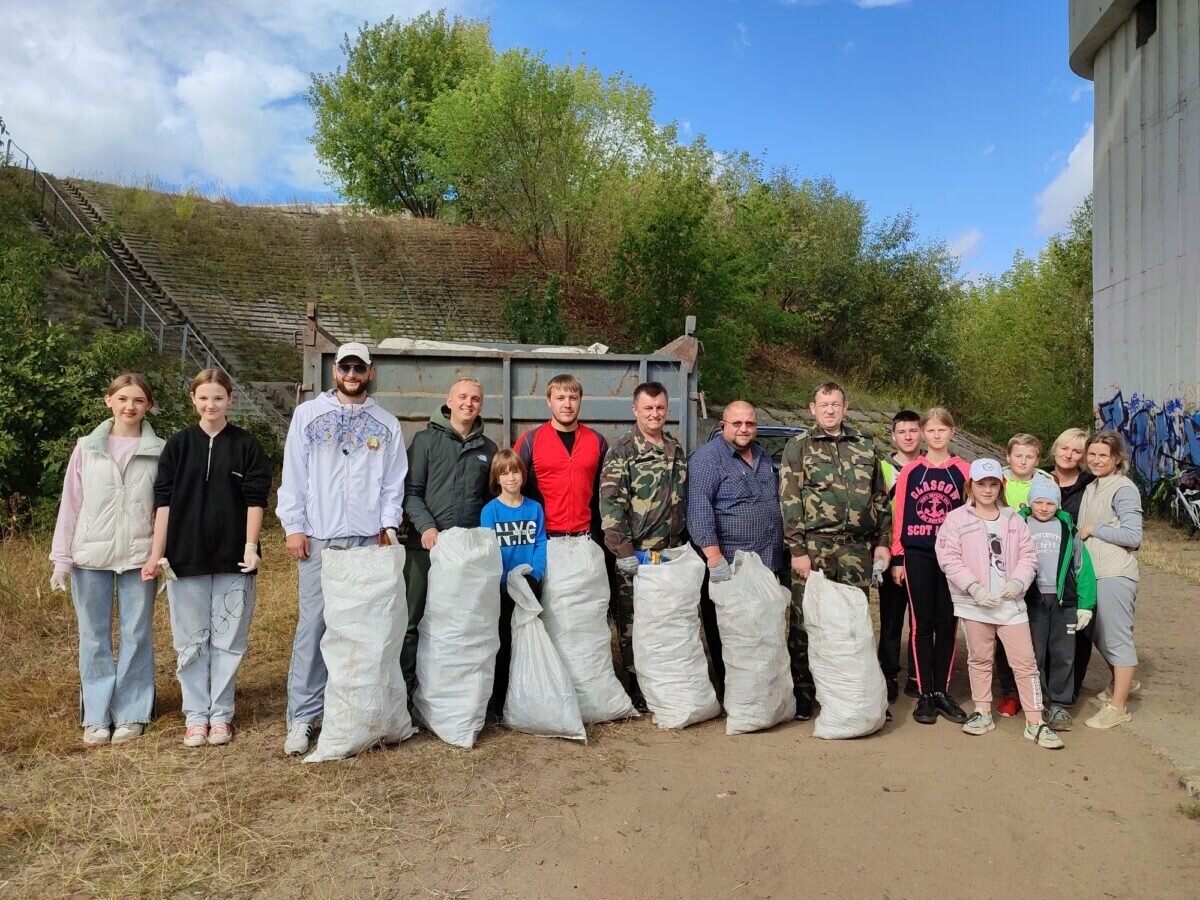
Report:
50,343,1144,755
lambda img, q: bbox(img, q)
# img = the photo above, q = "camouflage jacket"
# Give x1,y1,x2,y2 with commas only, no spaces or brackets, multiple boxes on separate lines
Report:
778,424,891,556
599,427,688,558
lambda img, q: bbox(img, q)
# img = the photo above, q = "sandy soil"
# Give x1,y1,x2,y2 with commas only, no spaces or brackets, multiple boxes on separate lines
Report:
2,546,1197,899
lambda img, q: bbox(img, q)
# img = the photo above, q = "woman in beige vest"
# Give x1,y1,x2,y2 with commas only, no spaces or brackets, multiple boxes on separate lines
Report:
49,373,165,746
1077,431,1142,730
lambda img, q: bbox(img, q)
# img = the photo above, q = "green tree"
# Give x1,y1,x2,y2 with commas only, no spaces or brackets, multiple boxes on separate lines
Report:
426,48,663,280
308,11,493,217
944,196,1093,445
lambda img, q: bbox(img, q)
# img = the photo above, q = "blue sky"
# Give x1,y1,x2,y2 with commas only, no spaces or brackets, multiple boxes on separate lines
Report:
0,0,1093,277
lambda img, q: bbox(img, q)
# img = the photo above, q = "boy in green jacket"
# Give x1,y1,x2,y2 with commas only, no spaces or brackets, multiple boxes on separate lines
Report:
1019,481,1098,731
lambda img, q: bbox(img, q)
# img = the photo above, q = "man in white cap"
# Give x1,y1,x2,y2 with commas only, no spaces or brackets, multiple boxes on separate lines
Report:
276,341,408,756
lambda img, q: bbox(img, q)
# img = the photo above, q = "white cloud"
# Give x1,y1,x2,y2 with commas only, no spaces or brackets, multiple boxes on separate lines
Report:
842,40,856,54
1071,83,1094,103
949,228,983,261
734,22,751,53
0,1,456,197
1035,123,1093,234
853,0,909,7
982,143,996,157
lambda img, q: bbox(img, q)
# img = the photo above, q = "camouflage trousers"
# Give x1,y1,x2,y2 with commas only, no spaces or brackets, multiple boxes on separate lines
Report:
787,536,874,701
612,570,637,676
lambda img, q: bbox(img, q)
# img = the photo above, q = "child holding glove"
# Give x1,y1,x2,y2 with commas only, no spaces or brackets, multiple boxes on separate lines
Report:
935,458,1063,749
143,369,271,748
1018,481,1097,731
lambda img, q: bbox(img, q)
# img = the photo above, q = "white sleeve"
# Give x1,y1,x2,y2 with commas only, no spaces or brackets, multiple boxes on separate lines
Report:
275,409,310,536
379,419,408,530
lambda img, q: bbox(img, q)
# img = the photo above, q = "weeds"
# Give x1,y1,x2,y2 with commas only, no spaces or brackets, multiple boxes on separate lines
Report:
1178,802,1200,820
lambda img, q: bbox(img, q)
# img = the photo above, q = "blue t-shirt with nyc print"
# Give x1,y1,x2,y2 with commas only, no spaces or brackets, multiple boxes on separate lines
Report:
480,496,547,583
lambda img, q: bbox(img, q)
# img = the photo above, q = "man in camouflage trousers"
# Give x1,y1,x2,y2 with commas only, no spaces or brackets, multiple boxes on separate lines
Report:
779,381,891,719
599,381,688,707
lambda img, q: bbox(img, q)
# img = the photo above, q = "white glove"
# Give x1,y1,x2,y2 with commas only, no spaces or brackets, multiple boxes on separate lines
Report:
238,543,261,574
616,555,640,575
708,558,732,583
1076,608,1093,629
999,580,1024,601
50,571,69,592
871,559,887,586
969,583,1001,608
384,528,399,546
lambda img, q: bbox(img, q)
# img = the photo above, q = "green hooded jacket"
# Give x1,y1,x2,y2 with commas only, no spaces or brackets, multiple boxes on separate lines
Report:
1018,507,1097,610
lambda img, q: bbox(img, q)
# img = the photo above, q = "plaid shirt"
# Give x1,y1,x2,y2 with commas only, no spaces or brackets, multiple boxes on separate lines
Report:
687,434,784,572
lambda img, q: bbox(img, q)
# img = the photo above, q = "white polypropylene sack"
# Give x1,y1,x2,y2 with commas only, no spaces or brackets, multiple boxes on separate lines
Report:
502,566,586,741
413,527,502,749
709,551,795,735
305,544,415,762
801,570,888,740
632,546,721,729
541,537,637,723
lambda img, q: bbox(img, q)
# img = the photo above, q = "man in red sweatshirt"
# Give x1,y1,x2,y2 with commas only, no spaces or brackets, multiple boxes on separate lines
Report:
514,374,609,541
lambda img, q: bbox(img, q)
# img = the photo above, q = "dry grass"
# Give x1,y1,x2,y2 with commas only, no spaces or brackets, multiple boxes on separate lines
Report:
0,529,603,897
1141,520,1200,586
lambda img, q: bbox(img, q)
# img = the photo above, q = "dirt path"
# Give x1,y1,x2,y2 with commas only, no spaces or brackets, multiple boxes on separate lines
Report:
2,544,1198,898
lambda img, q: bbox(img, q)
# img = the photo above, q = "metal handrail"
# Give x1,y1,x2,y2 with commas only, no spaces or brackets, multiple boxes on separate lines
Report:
3,135,248,386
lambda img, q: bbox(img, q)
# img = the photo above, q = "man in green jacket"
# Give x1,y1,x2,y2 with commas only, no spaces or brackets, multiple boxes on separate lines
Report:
778,382,892,718
401,378,498,692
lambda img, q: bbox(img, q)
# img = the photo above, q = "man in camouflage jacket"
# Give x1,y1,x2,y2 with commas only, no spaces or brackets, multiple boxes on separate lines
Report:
599,381,688,703
778,382,891,716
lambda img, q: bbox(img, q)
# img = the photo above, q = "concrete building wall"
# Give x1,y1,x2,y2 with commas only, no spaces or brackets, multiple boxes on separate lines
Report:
1071,0,1200,484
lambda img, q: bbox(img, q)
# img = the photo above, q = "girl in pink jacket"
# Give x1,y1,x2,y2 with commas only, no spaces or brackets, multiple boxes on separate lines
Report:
935,458,1064,749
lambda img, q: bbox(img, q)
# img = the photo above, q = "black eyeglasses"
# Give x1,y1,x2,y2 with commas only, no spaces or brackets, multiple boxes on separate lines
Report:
337,362,369,375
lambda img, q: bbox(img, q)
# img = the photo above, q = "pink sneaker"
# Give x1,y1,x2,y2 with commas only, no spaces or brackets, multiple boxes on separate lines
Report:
183,724,209,748
207,723,233,746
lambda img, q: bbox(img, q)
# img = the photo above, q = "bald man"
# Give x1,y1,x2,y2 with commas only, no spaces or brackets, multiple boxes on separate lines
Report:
687,401,785,693
400,378,498,693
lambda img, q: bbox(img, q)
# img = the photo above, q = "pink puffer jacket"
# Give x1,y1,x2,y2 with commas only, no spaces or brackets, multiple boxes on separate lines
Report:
934,504,1037,625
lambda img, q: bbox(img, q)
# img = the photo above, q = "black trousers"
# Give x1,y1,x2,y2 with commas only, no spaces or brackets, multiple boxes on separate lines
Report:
903,549,957,695
877,573,915,683
489,586,517,715
698,570,725,697
1072,622,1095,703
1028,593,1077,707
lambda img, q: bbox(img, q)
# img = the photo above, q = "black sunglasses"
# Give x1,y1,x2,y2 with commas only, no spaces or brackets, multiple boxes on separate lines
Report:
337,362,369,375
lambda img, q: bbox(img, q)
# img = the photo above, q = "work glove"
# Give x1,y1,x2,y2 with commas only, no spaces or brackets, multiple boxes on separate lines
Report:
1076,608,1094,630
616,555,640,575
238,543,261,574
999,580,1024,601
708,558,732,583
871,559,888,587
50,571,69,592
969,583,1001,608
384,528,399,546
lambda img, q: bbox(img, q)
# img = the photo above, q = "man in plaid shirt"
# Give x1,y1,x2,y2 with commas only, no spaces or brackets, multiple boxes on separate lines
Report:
687,400,785,694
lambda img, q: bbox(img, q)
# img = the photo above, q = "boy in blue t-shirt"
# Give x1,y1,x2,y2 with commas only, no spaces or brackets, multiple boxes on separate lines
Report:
480,450,547,716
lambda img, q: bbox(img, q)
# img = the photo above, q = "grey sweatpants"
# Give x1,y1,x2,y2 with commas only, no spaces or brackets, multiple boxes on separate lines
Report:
286,535,376,726
1027,593,1077,707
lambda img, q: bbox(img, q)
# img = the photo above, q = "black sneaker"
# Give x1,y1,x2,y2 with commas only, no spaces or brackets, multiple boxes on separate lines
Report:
904,680,920,698
932,691,968,724
913,694,938,725
886,677,899,704
794,694,814,721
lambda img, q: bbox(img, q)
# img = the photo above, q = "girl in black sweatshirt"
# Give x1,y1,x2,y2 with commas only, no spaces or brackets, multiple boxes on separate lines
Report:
143,369,271,748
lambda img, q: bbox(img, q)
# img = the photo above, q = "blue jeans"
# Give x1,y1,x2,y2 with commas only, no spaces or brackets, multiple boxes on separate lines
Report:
166,574,256,726
71,567,156,727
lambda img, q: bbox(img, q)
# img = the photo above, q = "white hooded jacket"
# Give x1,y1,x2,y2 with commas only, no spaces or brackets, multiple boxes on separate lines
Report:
276,391,407,540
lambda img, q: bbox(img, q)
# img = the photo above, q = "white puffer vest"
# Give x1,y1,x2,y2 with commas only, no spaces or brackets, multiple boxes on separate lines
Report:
71,419,165,572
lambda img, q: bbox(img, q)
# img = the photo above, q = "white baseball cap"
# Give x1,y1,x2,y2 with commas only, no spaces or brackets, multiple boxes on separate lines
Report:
969,457,1003,481
335,341,371,364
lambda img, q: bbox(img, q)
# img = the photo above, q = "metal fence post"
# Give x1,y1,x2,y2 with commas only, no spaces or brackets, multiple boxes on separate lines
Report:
181,323,190,362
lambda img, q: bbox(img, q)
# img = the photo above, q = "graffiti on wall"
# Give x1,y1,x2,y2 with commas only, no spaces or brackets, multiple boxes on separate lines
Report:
1097,388,1200,487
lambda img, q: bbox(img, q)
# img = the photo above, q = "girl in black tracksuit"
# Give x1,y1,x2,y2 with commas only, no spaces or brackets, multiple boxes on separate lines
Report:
889,408,971,726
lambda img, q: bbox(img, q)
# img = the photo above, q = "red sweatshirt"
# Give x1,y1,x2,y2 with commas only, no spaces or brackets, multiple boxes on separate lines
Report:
514,422,608,534
890,455,971,558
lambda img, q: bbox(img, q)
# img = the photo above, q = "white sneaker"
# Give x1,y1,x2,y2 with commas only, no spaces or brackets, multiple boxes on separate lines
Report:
284,721,313,756
1097,680,1141,704
111,724,145,744
83,725,111,746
